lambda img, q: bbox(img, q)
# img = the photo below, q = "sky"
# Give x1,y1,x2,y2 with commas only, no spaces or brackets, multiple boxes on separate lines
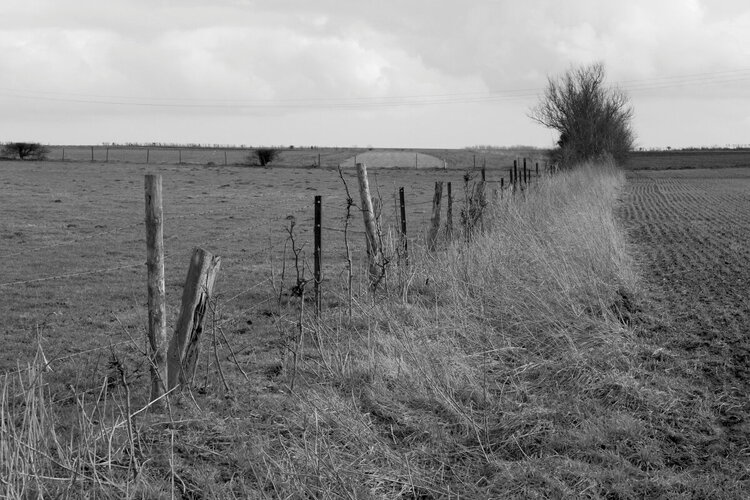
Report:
1,0,749,149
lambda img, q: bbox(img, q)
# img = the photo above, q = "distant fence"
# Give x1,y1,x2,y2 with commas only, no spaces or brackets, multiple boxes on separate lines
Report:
42,145,550,171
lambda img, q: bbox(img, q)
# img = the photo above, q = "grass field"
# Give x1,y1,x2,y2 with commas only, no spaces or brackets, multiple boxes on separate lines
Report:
2,156,750,497
41,145,549,172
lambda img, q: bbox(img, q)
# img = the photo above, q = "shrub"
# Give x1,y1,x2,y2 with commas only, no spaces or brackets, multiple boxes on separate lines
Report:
530,63,634,167
252,147,279,166
2,142,50,160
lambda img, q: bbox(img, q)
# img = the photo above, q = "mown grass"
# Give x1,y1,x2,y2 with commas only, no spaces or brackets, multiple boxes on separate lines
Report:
2,162,746,498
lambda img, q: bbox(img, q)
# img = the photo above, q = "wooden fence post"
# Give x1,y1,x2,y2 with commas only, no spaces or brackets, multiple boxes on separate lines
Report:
62,147,65,161
144,175,167,403
106,147,109,163
446,182,453,241
178,150,182,164
146,148,150,164
524,158,528,184
225,150,228,166
314,195,322,316
356,163,381,285
167,248,221,390
399,187,408,266
428,181,443,251
90,146,94,162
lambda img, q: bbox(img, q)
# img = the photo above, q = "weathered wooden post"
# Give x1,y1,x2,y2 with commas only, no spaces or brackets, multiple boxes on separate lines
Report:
446,182,453,241
106,147,109,163
144,174,167,403
314,195,322,317
90,146,94,162
146,148,150,164
356,163,381,285
167,248,221,390
224,150,228,166
62,147,65,161
536,161,539,178
399,187,408,266
524,158,528,184
428,181,443,251
178,150,182,164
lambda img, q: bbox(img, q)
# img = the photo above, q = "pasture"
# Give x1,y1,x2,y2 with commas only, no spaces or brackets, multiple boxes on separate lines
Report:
2,156,750,497
0,160,496,375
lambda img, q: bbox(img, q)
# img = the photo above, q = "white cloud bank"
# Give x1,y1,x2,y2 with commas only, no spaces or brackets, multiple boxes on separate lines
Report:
0,0,748,147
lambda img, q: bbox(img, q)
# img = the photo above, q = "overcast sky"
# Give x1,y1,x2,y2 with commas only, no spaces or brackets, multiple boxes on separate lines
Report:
1,0,748,149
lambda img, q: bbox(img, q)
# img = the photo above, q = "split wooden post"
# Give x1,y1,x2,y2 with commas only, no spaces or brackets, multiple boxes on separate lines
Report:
144,174,168,403
167,247,221,390
446,182,453,241
356,163,381,285
399,187,408,266
314,195,322,317
428,181,443,251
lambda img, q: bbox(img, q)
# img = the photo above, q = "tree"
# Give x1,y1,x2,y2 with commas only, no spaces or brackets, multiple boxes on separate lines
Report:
2,142,50,160
253,147,279,166
530,63,634,167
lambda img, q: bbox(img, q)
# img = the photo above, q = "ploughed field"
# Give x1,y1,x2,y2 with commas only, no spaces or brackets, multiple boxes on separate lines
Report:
619,168,750,460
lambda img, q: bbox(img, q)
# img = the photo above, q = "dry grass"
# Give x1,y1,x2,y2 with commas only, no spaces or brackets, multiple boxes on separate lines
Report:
2,161,746,498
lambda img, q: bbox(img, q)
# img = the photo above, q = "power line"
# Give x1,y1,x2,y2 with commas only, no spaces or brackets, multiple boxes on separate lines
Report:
1,67,749,111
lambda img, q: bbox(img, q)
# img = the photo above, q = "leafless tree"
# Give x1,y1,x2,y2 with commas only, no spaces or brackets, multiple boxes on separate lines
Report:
530,63,634,167
2,142,50,160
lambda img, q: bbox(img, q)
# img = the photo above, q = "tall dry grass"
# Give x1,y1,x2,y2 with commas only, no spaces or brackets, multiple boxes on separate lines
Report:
5,161,732,497
257,161,670,497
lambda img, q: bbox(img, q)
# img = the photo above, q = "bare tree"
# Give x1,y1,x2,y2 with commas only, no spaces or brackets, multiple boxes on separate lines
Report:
530,63,634,167
252,147,279,166
2,142,50,160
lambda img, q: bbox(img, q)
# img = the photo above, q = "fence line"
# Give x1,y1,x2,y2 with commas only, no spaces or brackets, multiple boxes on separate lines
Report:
2,161,551,384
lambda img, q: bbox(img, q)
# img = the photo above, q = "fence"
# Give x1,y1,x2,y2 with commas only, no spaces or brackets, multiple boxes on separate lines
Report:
0,158,549,398
41,145,548,170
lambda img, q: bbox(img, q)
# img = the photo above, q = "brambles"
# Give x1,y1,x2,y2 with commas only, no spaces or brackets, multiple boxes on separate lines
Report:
2,142,49,160
531,62,634,167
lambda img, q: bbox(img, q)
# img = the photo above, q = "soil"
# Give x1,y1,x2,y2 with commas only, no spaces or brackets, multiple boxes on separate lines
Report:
619,167,750,464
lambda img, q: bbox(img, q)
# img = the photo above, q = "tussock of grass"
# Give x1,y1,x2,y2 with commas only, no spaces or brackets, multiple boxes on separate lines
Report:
2,161,746,497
